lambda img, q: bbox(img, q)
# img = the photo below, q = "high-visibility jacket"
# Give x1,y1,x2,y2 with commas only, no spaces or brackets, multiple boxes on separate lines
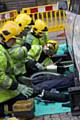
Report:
24,32,48,61
8,44,27,76
0,44,19,103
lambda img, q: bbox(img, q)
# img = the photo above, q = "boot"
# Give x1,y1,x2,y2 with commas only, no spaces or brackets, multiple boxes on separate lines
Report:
39,89,70,102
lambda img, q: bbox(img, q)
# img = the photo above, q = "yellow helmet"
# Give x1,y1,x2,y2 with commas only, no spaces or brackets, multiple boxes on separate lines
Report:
14,13,32,33
0,21,20,42
32,19,48,35
47,40,59,53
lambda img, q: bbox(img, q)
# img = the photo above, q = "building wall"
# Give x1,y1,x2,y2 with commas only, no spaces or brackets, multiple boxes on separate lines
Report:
0,0,66,11
0,0,36,11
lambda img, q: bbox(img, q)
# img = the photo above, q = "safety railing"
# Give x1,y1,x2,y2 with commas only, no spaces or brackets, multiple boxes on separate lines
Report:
21,4,66,32
0,10,18,27
0,4,66,32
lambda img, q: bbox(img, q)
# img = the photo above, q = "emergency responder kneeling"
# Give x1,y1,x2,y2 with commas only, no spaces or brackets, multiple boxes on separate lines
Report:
0,21,38,118
22,19,65,75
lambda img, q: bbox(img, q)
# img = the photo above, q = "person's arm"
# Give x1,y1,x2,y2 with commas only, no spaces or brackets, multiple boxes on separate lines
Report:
0,51,19,90
23,33,33,51
27,45,42,61
0,50,34,98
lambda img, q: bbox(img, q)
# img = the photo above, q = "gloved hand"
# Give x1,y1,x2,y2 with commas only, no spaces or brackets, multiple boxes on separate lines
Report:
17,84,33,98
26,59,36,67
35,62,45,70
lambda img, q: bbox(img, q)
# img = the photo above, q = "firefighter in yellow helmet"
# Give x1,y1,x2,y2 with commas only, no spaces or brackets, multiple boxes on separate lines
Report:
23,19,58,75
14,13,34,45
24,19,48,52
32,19,48,37
15,13,32,32
0,21,35,118
0,21,20,42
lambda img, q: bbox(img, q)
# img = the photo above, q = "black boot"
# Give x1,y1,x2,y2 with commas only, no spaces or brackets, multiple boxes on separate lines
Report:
40,90,70,102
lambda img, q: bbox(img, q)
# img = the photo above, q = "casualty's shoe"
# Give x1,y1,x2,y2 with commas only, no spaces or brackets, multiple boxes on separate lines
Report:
38,89,69,102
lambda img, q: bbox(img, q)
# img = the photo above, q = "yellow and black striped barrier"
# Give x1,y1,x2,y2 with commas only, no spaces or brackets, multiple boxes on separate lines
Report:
0,4,66,32
21,4,66,32
0,10,18,27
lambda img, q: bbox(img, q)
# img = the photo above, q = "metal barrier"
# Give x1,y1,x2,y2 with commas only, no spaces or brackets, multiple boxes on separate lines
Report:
0,10,18,27
21,4,66,32
68,0,70,9
0,4,66,32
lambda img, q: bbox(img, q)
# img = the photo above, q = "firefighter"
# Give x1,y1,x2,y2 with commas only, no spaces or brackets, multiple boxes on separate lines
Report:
14,13,34,45
7,37,28,77
22,19,59,75
0,20,28,77
0,21,33,118
23,19,48,50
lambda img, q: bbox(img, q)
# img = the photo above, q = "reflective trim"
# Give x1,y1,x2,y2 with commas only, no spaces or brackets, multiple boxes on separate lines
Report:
10,46,27,60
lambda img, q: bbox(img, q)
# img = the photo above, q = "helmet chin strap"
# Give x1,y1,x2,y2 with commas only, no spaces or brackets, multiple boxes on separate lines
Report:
0,36,6,46
2,42,10,49
0,36,3,42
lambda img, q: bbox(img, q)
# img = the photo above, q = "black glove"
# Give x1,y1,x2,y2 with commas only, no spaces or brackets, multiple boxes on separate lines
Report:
23,42,31,51
26,59,45,76
26,59,36,68
25,59,38,76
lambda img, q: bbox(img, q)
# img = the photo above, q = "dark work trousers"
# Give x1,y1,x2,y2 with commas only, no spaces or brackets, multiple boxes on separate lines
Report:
32,73,75,91
0,94,27,117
